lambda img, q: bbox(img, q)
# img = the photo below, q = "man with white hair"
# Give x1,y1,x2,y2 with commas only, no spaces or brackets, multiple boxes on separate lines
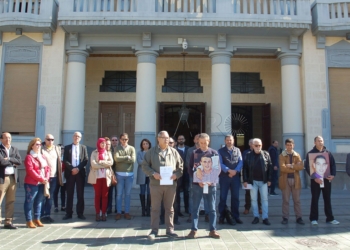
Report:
243,138,273,225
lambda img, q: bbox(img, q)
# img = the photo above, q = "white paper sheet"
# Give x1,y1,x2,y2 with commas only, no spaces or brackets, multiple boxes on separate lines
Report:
160,166,173,185
241,184,253,190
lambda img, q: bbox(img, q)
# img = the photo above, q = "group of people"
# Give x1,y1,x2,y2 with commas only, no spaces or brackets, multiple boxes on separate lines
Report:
0,131,340,238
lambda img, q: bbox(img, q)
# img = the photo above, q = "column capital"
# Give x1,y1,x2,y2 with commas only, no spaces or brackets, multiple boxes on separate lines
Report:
278,52,301,66
135,50,159,64
209,51,233,65
66,50,89,64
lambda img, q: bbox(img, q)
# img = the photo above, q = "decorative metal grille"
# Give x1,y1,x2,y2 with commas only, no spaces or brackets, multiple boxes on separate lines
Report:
162,71,203,93
231,73,264,94
100,71,136,92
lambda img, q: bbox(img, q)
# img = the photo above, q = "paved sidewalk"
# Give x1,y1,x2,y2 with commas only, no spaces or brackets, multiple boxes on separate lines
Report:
1,185,350,250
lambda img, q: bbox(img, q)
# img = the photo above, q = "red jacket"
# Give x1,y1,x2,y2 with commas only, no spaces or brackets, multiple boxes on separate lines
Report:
24,154,50,185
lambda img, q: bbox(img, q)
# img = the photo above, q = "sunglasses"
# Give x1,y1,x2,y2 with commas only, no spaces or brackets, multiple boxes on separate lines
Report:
254,145,262,147
46,139,54,141
35,143,41,146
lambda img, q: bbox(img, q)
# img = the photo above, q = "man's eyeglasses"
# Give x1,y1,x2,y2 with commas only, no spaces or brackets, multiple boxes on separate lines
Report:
254,145,262,147
111,139,118,141
46,139,54,141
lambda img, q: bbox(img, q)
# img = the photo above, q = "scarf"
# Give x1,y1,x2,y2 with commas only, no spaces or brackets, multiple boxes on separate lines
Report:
96,138,106,161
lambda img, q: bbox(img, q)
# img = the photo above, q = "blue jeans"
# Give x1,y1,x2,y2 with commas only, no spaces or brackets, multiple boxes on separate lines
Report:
116,174,134,213
24,183,45,222
191,184,217,231
251,181,269,219
41,177,57,217
218,174,240,219
140,177,150,195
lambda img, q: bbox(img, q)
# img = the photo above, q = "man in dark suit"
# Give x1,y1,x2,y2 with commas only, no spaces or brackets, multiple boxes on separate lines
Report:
62,132,88,220
175,135,190,217
0,132,21,229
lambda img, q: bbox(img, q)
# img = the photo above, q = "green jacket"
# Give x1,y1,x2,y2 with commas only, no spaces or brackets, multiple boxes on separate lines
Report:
114,145,136,172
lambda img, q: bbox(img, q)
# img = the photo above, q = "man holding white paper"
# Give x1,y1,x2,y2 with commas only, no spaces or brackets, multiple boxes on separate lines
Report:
186,133,221,239
142,131,183,240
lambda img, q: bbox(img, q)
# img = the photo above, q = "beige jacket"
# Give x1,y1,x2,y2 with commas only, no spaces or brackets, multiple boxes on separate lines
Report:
88,150,114,187
279,150,303,190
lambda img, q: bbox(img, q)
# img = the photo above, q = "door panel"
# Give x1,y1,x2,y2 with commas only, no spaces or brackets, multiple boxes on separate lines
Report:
99,102,135,146
262,103,271,150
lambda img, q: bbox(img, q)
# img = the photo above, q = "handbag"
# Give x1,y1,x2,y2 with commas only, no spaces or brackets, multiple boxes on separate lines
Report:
110,167,117,186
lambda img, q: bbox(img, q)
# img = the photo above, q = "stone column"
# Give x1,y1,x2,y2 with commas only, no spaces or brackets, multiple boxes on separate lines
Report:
209,51,233,150
62,50,89,145
278,52,305,187
133,51,158,183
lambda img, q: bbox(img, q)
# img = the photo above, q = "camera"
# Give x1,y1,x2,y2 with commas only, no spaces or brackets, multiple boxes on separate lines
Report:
182,39,188,50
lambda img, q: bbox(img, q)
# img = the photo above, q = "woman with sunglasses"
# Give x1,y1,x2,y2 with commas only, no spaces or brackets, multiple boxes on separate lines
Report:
23,138,50,228
89,138,114,221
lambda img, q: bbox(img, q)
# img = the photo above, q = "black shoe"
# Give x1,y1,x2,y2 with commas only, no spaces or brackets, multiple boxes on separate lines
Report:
296,218,305,225
252,217,259,224
4,224,17,229
77,214,86,220
199,210,205,216
62,214,72,220
54,207,59,213
235,218,243,224
178,212,184,217
263,219,271,225
218,218,225,224
148,230,158,241
61,207,66,212
47,217,55,223
166,230,178,237
174,220,181,225
107,209,112,215
281,218,288,224
40,217,49,223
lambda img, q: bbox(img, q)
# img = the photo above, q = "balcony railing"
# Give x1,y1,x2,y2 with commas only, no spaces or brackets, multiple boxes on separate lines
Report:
311,0,350,36
0,0,58,32
59,0,311,26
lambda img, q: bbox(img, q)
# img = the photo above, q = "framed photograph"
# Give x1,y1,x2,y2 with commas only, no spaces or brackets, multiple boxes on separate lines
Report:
309,152,330,179
193,154,221,184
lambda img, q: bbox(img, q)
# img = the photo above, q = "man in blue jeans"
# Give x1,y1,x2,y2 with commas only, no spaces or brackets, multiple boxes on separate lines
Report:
218,135,243,225
268,140,279,196
114,133,136,220
186,133,221,239
243,138,273,226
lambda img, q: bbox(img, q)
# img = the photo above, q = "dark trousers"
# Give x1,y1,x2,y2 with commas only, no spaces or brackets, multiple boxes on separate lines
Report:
269,169,279,193
244,189,261,210
310,179,334,222
54,182,66,208
41,177,57,217
219,174,240,219
66,172,85,216
173,176,183,220
107,185,116,211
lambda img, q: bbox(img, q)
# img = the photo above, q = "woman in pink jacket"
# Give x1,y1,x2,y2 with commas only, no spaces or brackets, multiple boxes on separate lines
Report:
24,138,50,228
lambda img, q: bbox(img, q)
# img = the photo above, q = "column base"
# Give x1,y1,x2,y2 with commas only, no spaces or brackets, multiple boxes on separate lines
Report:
209,132,225,151
62,130,84,145
282,133,306,188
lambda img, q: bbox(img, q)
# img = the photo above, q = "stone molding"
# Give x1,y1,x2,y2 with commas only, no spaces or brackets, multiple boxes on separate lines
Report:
67,50,89,64
4,45,41,63
327,50,350,68
278,52,301,66
209,51,233,65
43,31,52,46
135,50,159,64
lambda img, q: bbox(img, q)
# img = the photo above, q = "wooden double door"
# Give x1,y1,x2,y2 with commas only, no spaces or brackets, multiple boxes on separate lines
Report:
99,102,135,146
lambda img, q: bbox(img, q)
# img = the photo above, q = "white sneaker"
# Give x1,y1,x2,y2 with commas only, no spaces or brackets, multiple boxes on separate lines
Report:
328,220,340,225
311,220,318,225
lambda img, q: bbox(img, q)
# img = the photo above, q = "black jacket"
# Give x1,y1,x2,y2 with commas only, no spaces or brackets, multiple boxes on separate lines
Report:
0,144,22,184
63,144,88,177
243,150,273,184
304,146,336,176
